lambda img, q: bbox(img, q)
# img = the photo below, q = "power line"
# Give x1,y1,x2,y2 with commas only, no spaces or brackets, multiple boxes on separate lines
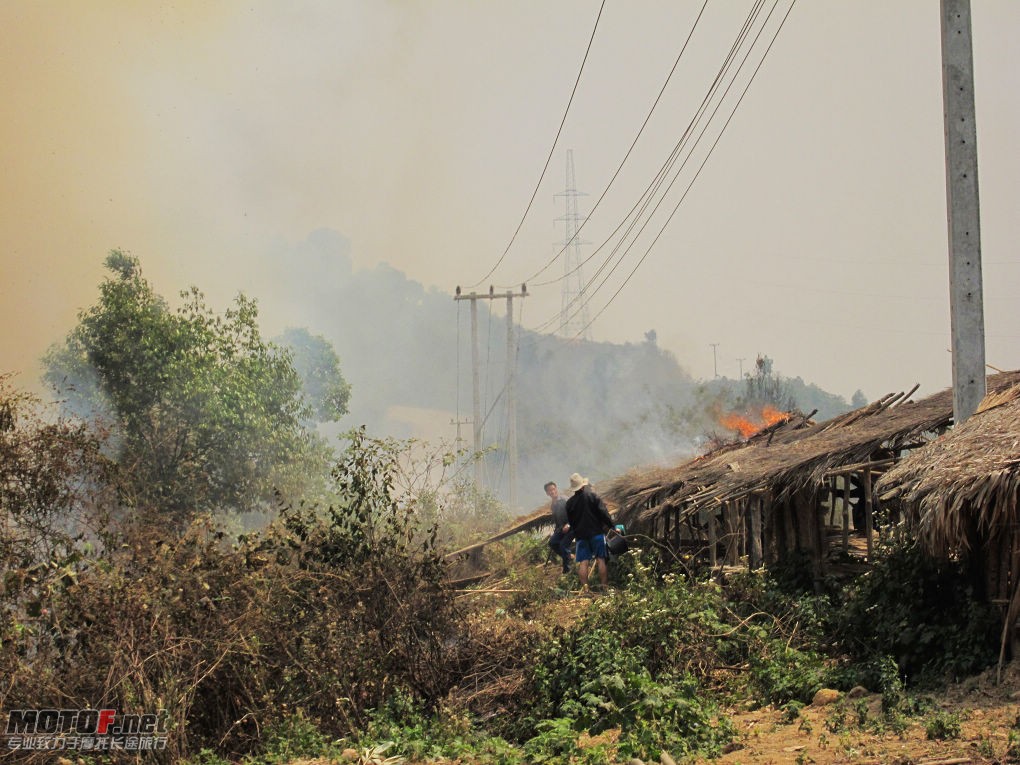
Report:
504,0,711,290
467,0,607,289
527,0,771,336
529,0,777,336
573,0,798,339
541,0,788,337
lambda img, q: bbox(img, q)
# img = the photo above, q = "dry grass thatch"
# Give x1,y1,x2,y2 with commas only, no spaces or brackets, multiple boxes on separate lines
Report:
877,382,1020,557
604,371,1020,531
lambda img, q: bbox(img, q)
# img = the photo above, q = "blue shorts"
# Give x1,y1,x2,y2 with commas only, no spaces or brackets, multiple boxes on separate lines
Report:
575,535,607,563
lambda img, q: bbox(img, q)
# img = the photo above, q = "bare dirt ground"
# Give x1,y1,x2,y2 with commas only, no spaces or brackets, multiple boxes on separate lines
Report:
703,664,1020,765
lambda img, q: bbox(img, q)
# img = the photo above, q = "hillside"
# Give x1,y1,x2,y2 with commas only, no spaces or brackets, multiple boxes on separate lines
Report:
262,229,860,504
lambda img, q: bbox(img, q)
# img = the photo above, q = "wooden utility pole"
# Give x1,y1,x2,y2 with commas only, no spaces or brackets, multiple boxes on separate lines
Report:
505,291,520,512
454,285,527,507
941,0,986,423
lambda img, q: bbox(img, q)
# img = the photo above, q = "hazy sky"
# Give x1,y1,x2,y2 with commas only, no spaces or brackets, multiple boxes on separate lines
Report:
2,1,1017,403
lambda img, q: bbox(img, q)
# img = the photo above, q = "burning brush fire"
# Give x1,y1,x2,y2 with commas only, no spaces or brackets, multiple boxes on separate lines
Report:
718,405,791,439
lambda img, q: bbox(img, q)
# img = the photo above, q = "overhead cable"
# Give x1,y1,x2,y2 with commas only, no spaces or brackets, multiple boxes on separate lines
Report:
466,0,606,289
501,0,711,290
573,0,799,339
528,0,775,335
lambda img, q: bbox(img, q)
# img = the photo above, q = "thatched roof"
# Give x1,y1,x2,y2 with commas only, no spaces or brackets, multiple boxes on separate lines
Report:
877,381,1020,556
605,371,1020,529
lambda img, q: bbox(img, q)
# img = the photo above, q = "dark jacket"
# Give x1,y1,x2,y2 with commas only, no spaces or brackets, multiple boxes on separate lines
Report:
566,485,613,540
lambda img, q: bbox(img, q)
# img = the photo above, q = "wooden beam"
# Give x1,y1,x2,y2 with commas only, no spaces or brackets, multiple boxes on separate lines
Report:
823,458,897,477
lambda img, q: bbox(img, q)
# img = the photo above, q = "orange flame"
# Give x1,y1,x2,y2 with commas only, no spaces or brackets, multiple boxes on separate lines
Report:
718,406,791,439
719,412,760,438
761,405,789,426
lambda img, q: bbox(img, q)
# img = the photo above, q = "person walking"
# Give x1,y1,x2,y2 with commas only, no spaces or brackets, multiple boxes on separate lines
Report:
544,481,574,574
564,473,614,592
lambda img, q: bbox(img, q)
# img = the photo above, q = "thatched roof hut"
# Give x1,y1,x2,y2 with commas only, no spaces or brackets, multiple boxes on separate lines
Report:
449,372,1020,587
877,380,1020,609
876,380,1020,675
602,371,1020,577
606,390,912,528
877,383,1020,558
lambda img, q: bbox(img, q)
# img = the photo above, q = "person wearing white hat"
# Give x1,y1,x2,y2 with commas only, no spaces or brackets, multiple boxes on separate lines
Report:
564,472,614,592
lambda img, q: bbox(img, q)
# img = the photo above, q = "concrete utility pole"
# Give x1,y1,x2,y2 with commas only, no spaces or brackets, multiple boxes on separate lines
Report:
710,343,720,379
454,285,528,507
737,357,745,379
941,0,986,423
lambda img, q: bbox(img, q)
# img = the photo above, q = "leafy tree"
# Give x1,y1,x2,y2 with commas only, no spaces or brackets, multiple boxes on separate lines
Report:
45,251,332,520
274,327,351,424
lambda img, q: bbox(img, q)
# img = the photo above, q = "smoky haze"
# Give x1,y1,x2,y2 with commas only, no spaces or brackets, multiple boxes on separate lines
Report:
2,2,1018,478
260,229,716,505
248,228,854,507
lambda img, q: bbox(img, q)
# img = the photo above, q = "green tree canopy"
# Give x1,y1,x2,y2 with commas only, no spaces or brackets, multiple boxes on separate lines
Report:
45,251,333,520
273,327,351,425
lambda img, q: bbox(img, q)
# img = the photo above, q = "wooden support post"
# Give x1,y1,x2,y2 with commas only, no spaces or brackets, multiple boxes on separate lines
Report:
738,500,746,560
741,500,749,560
763,491,777,566
841,474,850,554
750,495,763,570
864,468,874,559
826,480,835,527
1010,526,1020,603
990,532,1005,602
708,510,718,568
783,497,797,554
725,502,739,565
673,506,682,552
792,487,823,592
815,487,827,580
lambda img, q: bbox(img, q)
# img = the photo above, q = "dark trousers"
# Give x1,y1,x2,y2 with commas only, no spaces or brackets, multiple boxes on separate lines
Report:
549,528,575,571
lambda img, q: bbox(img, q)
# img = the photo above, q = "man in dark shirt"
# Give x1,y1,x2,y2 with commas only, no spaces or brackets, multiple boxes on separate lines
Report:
544,481,574,573
564,472,614,591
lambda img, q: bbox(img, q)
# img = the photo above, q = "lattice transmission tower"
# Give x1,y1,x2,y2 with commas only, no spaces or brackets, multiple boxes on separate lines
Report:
555,149,591,340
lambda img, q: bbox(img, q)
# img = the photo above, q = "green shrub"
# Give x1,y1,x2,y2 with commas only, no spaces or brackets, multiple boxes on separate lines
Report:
514,557,734,761
836,542,999,684
357,692,518,765
925,709,962,740
253,711,342,764
749,641,827,706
